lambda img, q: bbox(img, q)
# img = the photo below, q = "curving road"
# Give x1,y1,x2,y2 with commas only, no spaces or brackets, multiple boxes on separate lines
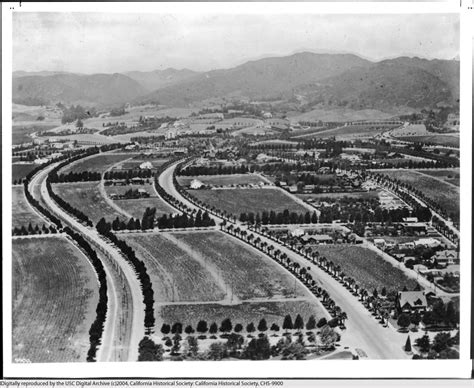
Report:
28,162,145,362
159,160,411,359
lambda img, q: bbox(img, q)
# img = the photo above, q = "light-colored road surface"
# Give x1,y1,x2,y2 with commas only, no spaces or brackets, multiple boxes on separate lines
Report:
158,160,411,359
29,163,145,362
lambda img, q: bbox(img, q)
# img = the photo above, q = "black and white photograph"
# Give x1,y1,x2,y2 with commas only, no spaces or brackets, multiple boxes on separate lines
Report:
2,1,472,380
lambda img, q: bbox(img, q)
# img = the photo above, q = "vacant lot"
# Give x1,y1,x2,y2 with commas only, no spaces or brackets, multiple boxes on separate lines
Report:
313,245,418,294
178,174,267,187
12,124,57,145
122,233,225,304
12,186,46,228
160,299,327,330
60,153,139,174
380,170,459,219
188,188,308,216
417,169,460,187
172,231,307,300
12,236,98,362
398,135,459,148
12,163,37,183
54,182,126,223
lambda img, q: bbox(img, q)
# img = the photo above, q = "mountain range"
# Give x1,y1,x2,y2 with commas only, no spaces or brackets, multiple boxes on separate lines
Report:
13,52,459,111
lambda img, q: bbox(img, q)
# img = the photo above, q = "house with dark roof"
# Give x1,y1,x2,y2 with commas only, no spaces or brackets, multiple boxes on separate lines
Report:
396,290,427,314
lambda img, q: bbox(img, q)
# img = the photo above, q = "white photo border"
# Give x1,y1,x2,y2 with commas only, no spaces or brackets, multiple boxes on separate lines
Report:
2,1,472,379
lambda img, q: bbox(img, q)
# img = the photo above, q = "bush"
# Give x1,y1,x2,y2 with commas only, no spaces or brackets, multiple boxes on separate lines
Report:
317,318,327,328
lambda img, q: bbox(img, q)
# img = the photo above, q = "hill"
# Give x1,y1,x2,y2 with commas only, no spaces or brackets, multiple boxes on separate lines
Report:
137,52,372,106
125,68,200,91
296,59,458,111
12,73,147,107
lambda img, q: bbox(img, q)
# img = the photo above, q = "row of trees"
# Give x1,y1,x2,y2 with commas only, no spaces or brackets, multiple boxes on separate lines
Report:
178,164,251,176
95,223,155,331
20,147,112,362
159,315,328,338
104,169,154,181
371,172,458,225
239,209,318,225
50,170,102,183
63,227,108,362
12,222,58,236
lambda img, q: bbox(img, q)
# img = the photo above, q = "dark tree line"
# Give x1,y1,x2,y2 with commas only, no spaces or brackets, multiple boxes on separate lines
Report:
50,170,102,183
62,226,108,362
104,169,153,181
95,220,155,331
239,209,318,225
178,164,250,176
12,222,57,236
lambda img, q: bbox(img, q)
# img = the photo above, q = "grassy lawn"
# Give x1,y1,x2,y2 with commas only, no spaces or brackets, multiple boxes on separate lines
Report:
12,236,98,362
53,182,126,223
178,174,267,187
188,188,308,216
312,245,418,294
60,153,139,174
122,233,226,305
12,186,46,228
171,231,307,300
380,170,459,219
12,163,37,183
160,300,326,330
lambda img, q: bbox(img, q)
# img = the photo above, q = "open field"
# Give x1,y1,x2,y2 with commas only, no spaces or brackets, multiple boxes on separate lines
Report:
416,169,460,187
54,182,126,223
160,300,327,329
13,124,58,145
122,233,225,304
60,153,140,174
12,186,46,228
12,163,37,183
312,245,418,294
172,231,307,300
188,188,308,216
178,174,267,187
379,170,459,218
12,236,99,362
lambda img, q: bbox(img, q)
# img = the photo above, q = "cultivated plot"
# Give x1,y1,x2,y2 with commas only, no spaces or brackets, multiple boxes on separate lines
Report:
312,245,418,294
12,186,46,228
12,236,99,363
171,231,308,300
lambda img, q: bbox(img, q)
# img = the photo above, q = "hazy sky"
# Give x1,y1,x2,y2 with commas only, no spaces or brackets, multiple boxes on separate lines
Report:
13,12,459,74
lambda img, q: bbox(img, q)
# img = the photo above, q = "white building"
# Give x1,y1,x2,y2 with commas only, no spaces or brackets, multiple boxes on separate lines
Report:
414,238,441,248
190,179,204,189
139,162,153,170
